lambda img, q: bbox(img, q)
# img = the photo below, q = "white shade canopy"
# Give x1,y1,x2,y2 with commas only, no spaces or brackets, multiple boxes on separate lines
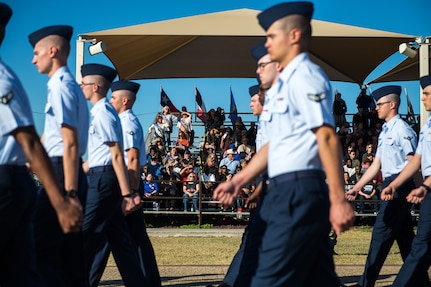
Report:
79,8,417,85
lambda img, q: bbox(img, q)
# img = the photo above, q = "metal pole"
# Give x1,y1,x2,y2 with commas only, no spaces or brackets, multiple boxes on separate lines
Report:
419,37,430,127
76,38,85,83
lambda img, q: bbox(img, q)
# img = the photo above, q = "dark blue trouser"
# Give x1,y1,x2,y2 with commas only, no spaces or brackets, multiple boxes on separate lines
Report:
33,158,88,287
358,177,429,287
0,165,44,287
84,167,145,287
89,208,161,287
224,177,267,287
392,188,431,287
248,171,339,287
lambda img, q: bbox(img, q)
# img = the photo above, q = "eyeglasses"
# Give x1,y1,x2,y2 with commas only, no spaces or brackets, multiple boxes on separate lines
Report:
376,101,391,107
80,82,94,87
257,61,274,70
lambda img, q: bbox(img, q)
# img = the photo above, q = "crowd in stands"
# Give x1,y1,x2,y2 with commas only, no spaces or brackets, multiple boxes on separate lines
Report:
141,89,420,214
142,105,258,212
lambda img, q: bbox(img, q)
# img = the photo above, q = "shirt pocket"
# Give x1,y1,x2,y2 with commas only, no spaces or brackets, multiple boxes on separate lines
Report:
384,137,395,147
271,97,289,114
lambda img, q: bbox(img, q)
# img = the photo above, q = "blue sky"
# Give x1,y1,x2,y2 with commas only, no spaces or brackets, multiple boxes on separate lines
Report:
2,0,430,137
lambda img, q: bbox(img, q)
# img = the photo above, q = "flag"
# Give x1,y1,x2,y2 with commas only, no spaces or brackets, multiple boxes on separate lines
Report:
195,86,207,124
228,86,238,126
160,86,180,113
405,86,416,125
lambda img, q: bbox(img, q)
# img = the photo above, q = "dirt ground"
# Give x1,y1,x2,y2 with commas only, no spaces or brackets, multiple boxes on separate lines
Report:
100,264,407,287
98,228,427,287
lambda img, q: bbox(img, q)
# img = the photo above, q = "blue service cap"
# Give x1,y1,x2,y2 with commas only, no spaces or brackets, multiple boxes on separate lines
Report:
249,85,260,97
81,64,117,82
111,80,140,94
28,25,73,47
420,75,431,89
258,2,314,31
0,3,12,27
250,40,267,62
372,85,401,101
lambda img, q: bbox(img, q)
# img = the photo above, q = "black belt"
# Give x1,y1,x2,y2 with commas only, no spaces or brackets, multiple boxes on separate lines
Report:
89,165,114,174
50,156,83,164
0,164,28,173
383,173,399,182
51,156,63,164
269,170,324,186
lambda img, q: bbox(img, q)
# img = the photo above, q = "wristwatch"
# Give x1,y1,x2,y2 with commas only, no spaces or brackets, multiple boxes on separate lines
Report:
421,183,431,193
66,189,78,198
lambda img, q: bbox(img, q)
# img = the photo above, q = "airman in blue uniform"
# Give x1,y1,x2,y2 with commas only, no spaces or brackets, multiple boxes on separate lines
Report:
380,76,431,287
80,64,145,287
88,80,161,286
28,24,89,287
214,3,354,286
221,41,276,287
0,4,82,286
346,85,428,287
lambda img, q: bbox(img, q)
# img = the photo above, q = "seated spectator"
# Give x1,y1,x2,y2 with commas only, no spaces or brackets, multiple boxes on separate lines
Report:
219,149,240,175
141,164,149,180
155,138,166,158
181,149,193,169
148,114,167,145
348,149,361,168
361,143,375,161
357,178,379,214
247,121,257,145
182,173,200,212
240,172,255,212
174,131,189,153
237,136,252,159
179,161,195,182
217,165,228,183
206,128,220,151
163,146,180,167
201,155,217,197
143,173,159,198
219,127,234,153
201,141,216,164
361,157,372,174
343,159,355,177
205,108,220,131
245,145,256,161
148,156,163,180
147,145,159,163
343,171,353,193
161,166,180,211
349,165,362,185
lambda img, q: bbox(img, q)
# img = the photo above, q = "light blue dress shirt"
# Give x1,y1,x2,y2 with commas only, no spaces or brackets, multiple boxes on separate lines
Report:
119,109,146,166
266,53,333,178
0,59,33,165
88,98,123,168
43,66,89,157
255,86,274,152
375,114,417,179
413,116,431,177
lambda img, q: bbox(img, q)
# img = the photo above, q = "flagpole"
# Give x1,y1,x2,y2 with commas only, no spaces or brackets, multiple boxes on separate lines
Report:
194,84,197,123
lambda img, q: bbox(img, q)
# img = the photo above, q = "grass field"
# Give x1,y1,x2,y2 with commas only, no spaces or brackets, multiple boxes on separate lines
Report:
115,226,404,266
